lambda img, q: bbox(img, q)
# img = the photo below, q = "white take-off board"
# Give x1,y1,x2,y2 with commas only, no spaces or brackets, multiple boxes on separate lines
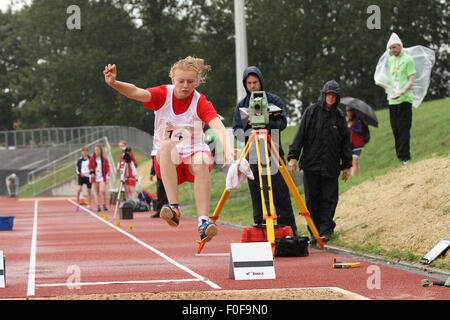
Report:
228,242,276,280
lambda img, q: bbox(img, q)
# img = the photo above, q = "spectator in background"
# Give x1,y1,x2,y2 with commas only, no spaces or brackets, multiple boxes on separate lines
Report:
5,173,18,197
386,33,416,164
287,80,352,243
346,106,366,176
76,147,92,210
89,144,110,212
117,140,138,200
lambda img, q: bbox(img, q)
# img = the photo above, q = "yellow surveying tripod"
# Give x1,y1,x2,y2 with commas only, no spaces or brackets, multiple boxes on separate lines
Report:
196,92,325,255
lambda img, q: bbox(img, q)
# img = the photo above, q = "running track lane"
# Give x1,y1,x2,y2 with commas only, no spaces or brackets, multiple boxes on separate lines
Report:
1,197,221,298
0,197,448,300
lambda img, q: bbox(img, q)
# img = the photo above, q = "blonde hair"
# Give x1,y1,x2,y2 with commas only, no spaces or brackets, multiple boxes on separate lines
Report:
119,140,128,147
169,56,212,84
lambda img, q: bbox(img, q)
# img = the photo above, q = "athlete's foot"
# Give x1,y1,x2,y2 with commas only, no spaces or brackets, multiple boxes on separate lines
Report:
160,205,181,227
198,219,218,243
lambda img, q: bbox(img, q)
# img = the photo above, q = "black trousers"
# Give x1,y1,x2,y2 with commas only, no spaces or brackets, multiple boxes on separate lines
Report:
248,163,298,236
302,171,339,236
389,102,412,161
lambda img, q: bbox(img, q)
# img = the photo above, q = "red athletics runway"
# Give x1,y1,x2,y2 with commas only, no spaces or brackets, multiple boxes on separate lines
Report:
0,196,448,300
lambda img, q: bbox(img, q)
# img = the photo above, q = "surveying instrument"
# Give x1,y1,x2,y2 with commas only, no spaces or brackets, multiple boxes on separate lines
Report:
197,91,325,255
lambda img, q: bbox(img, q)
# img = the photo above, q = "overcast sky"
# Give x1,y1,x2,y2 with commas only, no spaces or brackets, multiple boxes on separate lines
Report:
0,0,31,13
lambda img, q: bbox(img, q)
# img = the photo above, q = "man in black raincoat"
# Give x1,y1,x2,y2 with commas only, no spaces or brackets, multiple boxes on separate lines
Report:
232,66,298,236
287,80,352,242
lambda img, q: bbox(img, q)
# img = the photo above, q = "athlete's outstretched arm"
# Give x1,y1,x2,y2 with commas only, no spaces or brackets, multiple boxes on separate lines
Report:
103,64,151,102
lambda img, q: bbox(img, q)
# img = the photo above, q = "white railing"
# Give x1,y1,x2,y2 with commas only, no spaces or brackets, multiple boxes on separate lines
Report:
23,137,116,196
0,126,154,157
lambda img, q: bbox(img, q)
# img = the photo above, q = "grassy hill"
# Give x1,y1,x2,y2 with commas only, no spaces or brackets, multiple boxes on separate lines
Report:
179,97,450,268
334,155,449,269
281,97,450,195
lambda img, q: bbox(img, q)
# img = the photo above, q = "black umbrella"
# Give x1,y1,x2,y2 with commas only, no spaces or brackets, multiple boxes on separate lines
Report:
340,97,378,127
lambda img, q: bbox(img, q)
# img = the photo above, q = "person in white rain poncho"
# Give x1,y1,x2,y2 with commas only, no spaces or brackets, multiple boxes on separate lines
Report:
374,33,435,164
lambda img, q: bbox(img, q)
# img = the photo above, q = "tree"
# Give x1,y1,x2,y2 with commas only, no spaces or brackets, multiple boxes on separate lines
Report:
117,0,200,133
0,9,31,130
5,0,448,131
187,0,236,124
244,0,449,122
12,0,144,129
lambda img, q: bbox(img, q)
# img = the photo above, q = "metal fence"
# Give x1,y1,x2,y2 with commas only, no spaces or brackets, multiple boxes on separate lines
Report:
22,137,116,196
0,126,154,157
0,126,154,196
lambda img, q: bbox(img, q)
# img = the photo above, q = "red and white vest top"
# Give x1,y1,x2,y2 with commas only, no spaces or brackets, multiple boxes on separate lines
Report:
153,85,210,158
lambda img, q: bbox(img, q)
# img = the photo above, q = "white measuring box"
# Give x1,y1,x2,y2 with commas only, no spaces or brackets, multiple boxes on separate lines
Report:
0,250,5,288
228,242,275,280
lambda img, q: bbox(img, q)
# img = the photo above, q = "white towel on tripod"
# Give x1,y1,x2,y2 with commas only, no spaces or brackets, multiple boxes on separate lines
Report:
226,158,254,190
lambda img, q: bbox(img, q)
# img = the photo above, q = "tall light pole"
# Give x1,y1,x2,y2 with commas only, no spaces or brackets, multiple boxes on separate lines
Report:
234,0,248,102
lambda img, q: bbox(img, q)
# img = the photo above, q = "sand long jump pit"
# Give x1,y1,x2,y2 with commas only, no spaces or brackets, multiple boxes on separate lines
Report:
32,287,369,300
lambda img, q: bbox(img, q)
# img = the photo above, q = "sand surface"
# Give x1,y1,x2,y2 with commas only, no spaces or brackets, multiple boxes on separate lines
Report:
334,155,449,260
31,287,369,300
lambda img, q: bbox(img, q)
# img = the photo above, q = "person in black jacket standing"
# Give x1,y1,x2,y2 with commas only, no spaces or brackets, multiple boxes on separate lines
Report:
76,147,92,210
233,66,297,236
287,80,352,242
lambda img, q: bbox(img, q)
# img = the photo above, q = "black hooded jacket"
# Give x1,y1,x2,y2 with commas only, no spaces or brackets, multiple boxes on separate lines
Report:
232,66,287,157
287,80,352,177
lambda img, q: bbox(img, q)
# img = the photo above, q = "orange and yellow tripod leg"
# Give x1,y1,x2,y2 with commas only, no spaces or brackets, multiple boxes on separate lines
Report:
210,189,230,223
255,131,277,255
268,139,325,250
196,240,206,254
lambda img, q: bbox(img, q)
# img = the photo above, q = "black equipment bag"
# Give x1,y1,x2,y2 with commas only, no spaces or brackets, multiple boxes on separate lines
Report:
119,200,134,219
274,236,309,257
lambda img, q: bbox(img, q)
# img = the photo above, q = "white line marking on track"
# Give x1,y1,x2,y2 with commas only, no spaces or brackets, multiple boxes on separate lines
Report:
26,200,38,296
36,278,202,288
68,200,221,290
